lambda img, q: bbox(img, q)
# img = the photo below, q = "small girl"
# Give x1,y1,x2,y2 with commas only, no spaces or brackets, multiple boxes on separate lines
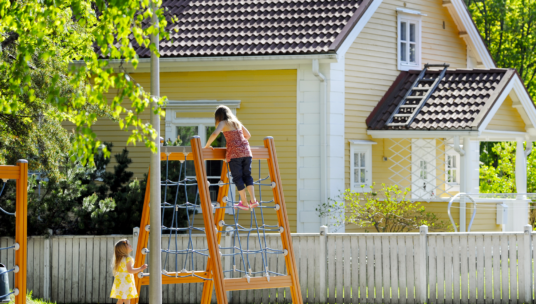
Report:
205,105,259,210
110,239,147,304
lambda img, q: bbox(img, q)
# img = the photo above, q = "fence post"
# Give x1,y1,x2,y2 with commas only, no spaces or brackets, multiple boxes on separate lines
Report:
523,224,532,303
43,229,52,300
132,227,140,261
319,225,328,304
224,226,234,303
418,225,428,304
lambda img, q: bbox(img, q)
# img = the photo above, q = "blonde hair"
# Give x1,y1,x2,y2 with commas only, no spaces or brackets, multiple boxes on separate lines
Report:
215,105,242,130
112,239,130,272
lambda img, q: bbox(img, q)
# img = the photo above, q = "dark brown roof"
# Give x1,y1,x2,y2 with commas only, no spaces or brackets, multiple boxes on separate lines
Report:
366,68,518,131
131,0,369,58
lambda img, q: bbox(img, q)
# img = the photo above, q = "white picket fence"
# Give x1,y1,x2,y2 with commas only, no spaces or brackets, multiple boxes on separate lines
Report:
1,226,536,303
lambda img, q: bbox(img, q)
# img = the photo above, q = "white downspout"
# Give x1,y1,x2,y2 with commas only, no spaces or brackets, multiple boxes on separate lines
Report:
312,59,328,227
453,136,465,156
453,136,466,231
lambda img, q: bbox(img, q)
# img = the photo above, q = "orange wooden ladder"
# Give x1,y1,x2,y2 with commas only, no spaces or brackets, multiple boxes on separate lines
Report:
133,137,302,304
0,160,28,304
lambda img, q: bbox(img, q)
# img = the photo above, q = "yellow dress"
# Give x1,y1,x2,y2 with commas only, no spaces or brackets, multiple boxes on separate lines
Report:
110,256,138,299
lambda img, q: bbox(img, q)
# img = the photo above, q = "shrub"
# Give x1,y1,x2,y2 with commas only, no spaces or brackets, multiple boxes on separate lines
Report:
317,183,452,232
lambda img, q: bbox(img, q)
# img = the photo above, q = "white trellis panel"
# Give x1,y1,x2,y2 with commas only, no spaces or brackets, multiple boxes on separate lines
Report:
388,138,460,201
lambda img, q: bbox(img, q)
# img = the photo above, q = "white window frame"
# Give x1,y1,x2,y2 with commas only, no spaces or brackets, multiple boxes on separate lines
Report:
397,9,425,71
349,140,376,193
445,150,461,192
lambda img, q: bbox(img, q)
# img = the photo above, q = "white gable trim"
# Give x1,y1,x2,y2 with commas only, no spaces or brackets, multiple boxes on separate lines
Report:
336,0,384,56
477,79,514,132
479,74,536,135
442,0,495,68
512,75,536,130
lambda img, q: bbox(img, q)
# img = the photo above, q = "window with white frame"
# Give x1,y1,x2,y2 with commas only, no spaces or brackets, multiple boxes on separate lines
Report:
445,150,461,192
349,140,375,192
397,9,424,71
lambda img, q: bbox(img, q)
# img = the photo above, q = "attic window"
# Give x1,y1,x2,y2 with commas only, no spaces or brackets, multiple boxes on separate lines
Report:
397,9,424,71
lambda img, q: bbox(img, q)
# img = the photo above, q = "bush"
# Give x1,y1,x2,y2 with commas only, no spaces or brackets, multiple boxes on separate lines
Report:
0,140,195,236
317,183,452,232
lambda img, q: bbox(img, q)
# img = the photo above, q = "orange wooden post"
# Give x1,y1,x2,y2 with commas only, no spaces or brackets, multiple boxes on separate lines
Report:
133,168,151,304
200,161,230,304
15,160,28,304
263,137,303,304
191,137,228,304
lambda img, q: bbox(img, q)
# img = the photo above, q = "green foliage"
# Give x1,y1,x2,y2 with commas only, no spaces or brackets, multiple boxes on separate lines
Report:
479,141,536,227
0,45,92,179
480,142,518,193
0,0,172,167
0,156,111,236
0,143,194,236
317,183,452,232
465,0,536,97
74,143,148,235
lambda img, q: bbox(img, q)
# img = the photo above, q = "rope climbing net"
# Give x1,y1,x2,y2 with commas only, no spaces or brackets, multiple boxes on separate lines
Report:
0,181,21,299
152,154,287,282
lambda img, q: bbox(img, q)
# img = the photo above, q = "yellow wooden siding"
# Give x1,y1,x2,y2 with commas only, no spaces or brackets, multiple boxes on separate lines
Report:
346,201,502,232
485,95,526,132
77,70,297,232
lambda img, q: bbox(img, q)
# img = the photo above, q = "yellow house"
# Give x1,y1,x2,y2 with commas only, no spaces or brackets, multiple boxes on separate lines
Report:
91,0,536,233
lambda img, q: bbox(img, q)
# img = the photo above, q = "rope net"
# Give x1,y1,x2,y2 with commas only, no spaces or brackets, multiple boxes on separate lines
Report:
0,180,18,299
151,154,287,282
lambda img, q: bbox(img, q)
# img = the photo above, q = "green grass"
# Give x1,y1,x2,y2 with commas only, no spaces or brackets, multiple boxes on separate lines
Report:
7,291,56,304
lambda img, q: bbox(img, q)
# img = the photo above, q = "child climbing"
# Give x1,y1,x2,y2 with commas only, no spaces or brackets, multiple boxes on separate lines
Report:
110,239,147,303
205,105,259,211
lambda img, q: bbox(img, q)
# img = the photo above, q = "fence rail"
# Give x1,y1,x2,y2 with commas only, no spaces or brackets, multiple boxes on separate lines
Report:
1,226,535,304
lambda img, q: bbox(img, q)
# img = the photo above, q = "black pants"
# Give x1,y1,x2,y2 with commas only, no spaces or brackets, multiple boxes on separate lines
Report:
229,157,254,191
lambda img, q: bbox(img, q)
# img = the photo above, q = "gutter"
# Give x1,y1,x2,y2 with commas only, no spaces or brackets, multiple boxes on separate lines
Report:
312,59,328,226
71,54,338,68
367,130,480,138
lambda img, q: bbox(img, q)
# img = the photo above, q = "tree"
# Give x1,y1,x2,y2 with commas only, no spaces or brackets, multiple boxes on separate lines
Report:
465,0,536,97
479,141,536,227
75,144,147,235
317,184,452,232
0,156,112,236
0,0,172,167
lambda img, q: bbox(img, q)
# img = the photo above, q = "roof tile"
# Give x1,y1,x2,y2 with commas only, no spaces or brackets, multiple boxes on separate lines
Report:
112,0,364,58
366,68,517,131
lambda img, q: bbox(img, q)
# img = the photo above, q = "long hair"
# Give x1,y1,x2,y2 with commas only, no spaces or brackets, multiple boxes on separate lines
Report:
112,239,130,272
214,105,242,130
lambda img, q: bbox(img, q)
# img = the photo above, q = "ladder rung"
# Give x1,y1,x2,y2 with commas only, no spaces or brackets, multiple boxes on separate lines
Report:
420,78,435,81
393,114,412,117
406,96,423,99
401,105,418,108
412,87,430,91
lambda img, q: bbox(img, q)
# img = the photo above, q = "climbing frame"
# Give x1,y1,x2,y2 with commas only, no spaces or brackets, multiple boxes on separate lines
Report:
132,137,302,304
0,160,28,304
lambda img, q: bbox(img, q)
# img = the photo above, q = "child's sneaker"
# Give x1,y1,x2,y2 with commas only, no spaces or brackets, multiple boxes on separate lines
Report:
249,200,259,208
234,201,250,211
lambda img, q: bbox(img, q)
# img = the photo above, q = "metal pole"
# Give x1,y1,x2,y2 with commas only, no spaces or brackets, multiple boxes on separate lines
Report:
149,0,162,303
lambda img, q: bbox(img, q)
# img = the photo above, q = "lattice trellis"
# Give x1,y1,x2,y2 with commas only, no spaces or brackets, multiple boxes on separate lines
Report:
387,138,459,201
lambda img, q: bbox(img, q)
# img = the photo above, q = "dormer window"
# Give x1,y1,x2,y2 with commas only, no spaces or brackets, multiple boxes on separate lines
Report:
397,9,424,71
